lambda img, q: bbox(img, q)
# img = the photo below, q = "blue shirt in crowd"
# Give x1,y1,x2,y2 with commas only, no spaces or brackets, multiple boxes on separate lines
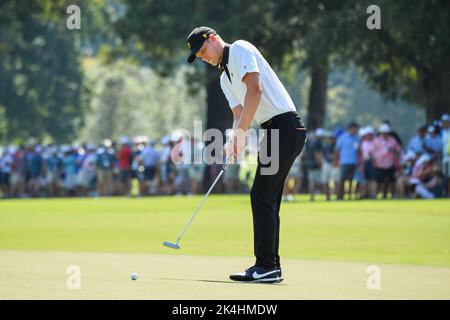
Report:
141,146,160,167
336,132,359,165
407,135,426,154
424,135,443,153
63,154,77,175
46,155,61,173
96,151,116,170
28,152,42,178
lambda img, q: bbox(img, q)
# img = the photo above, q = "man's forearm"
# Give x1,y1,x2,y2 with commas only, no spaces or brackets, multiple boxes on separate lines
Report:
237,88,261,131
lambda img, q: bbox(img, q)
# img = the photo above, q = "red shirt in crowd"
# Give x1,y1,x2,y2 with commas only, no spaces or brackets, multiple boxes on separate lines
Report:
118,145,132,170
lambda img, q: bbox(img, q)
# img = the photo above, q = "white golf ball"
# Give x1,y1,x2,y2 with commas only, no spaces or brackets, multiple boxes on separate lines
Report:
130,272,138,281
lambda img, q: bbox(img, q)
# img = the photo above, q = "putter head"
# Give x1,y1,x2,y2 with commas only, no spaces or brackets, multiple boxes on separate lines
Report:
163,241,180,250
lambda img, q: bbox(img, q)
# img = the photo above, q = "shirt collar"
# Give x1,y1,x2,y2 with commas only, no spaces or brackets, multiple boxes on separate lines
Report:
218,44,230,70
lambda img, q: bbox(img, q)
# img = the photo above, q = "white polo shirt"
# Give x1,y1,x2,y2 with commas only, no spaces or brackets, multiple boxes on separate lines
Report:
220,40,298,125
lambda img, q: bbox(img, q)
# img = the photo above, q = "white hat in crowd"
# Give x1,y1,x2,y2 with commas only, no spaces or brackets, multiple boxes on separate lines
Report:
161,135,171,145
427,125,435,133
416,153,432,165
378,123,391,133
365,126,375,135
403,151,416,162
103,139,112,148
441,114,450,122
315,128,326,137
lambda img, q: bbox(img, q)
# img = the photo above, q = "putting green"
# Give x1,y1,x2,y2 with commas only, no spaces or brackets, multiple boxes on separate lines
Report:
0,250,449,299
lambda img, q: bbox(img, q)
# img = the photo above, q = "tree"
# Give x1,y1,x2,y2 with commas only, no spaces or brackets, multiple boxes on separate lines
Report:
350,0,450,120
0,1,85,143
79,60,205,143
269,1,362,129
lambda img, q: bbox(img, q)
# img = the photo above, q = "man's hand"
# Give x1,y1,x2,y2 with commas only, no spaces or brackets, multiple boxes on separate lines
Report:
225,129,247,161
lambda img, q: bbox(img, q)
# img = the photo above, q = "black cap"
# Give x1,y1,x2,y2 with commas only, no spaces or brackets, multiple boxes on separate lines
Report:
347,122,359,129
186,26,216,63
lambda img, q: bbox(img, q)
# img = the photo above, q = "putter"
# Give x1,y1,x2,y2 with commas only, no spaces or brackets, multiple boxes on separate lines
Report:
163,158,230,250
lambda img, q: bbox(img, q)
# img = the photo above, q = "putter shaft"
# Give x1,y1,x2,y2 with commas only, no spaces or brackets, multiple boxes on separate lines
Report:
177,163,227,241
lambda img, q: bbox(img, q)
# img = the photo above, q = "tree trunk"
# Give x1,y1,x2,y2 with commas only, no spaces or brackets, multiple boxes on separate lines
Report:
205,65,232,132
422,72,450,121
203,65,233,192
306,58,328,130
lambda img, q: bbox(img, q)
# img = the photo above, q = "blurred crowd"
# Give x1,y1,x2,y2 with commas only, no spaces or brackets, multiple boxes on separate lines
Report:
288,114,450,202
0,135,245,199
1,114,449,201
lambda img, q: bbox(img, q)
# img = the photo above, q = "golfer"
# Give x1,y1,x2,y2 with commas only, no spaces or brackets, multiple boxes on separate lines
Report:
187,26,306,283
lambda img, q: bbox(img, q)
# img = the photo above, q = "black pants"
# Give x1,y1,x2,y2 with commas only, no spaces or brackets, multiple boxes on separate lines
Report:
251,112,307,269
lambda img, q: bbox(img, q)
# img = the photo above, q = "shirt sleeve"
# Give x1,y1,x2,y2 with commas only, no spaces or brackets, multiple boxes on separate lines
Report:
234,43,260,81
220,76,240,109
335,136,342,151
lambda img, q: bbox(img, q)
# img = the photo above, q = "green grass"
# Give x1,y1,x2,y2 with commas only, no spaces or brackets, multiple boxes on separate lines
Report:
0,196,449,266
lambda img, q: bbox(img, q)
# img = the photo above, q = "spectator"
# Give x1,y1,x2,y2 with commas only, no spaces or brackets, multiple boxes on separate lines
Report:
407,126,427,155
335,122,359,200
395,151,417,198
45,146,62,197
382,119,403,147
27,145,44,197
371,124,402,199
189,138,205,194
320,131,340,201
118,137,133,196
73,145,85,196
77,144,97,196
172,136,192,195
139,140,160,195
441,114,450,195
10,145,26,197
159,136,173,194
110,140,122,196
359,126,377,199
96,141,117,196
133,143,146,196
415,165,445,199
305,130,323,201
62,146,78,196
424,125,443,162
404,153,432,198
282,154,302,202
0,147,13,198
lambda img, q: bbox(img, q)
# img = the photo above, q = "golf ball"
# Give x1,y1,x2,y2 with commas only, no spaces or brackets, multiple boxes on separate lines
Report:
130,272,138,281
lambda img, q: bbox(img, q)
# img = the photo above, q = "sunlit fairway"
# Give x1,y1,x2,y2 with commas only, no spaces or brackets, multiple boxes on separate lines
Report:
1,196,449,266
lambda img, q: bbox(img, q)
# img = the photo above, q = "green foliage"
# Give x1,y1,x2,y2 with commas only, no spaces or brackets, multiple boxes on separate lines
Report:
342,0,450,118
280,64,425,139
1,0,448,143
272,0,450,120
0,0,124,144
78,60,205,143
326,66,425,141
0,1,84,144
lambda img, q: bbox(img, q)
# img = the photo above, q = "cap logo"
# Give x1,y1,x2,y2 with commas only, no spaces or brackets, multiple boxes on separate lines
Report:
203,34,208,39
